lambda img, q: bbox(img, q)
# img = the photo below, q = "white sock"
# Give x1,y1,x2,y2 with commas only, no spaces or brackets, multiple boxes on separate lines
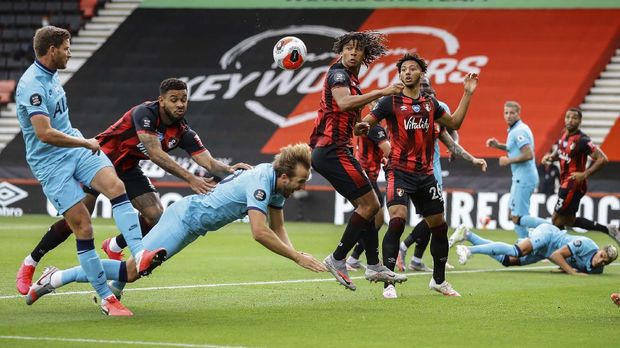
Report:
50,271,64,288
109,238,123,253
412,256,422,264
399,242,407,252
346,256,358,263
24,255,38,267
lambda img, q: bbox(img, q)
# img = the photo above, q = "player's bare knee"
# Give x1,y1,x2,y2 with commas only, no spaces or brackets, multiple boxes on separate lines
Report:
511,215,521,224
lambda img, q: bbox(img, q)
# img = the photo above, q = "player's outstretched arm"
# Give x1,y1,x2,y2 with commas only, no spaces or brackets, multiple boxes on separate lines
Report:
439,129,486,172
486,137,507,151
549,246,587,276
436,72,479,130
31,115,100,154
248,210,326,272
192,149,252,179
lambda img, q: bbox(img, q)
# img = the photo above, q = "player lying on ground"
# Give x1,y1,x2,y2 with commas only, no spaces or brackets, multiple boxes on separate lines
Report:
25,144,327,313
450,223,617,275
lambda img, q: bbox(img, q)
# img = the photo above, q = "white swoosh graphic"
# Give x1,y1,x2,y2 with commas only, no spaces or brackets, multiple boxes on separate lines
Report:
245,100,317,128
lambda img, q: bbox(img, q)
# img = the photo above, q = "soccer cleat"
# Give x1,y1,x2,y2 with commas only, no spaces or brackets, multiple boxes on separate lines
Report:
408,260,432,272
456,245,472,265
108,280,124,300
345,256,363,271
429,278,461,297
449,224,470,248
611,293,620,307
396,250,407,272
445,261,455,270
383,284,398,299
607,225,620,245
100,295,133,316
365,264,408,284
16,262,36,295
101,238,124,261
136,248,167,277
26,266,59,305
324,255,356,291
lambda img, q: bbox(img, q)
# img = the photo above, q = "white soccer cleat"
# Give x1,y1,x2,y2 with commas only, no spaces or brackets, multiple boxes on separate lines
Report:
383,284,398,299
365,264,408,284
445,261,455,270
429,278,461,297
25,266,59,305
607,225,620,245
449,224,470,248
456,245,471,265
324,254,356,291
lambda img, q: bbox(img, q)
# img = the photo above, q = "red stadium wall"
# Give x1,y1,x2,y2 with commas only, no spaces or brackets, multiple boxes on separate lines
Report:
263,9,620,159
602,118,620,161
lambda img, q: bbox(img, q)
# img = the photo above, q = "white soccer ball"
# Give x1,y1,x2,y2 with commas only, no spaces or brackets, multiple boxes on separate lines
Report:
273,36,307,70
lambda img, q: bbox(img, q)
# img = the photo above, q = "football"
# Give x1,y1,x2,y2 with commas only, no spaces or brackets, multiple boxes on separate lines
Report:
273,36,307,70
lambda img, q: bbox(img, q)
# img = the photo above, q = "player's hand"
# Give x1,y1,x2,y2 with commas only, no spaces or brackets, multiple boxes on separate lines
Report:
295,251,327,272
84,138,101,155
381,82,404,96
354,122,370,136
448,150,456,162
463,72,479,95
189,175,216,194
473,158,487,172
498,156,510,166
486,137,499,148
229,162,252,173
541,154,552,164
570,171,587,183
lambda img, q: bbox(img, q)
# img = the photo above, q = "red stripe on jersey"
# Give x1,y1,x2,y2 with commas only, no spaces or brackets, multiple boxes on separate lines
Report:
557,129,595,192
356,136,383,182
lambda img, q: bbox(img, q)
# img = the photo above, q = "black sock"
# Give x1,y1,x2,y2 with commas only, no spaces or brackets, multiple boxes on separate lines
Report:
382,217,406,271
30,219,73,262
413,221,431,259
403,232,415,248
573,217,609,234
361,221,380,265
430,222,449,284
115,214,152,249
333,212,368,261
350,242,365,259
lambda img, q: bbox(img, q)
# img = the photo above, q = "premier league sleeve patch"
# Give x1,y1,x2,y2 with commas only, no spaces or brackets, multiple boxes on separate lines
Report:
254,189,266,201
30,94,42,106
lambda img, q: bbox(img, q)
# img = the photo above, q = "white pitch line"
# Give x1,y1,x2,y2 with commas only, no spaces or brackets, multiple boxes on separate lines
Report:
2,263,617,301
0,335,245,348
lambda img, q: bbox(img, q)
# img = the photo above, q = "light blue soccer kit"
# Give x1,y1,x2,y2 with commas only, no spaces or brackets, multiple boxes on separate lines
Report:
505,120,545,238
467,224,603,274
16,60,145,299
432,101,451,187
59,164,287,288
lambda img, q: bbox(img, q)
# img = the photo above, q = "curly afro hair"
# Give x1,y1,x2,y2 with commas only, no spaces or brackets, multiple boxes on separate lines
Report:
332,31,388,66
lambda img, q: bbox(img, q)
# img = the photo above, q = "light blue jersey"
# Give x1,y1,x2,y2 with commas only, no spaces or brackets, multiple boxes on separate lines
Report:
142,163,286,259
506,120,538,184
528,224,601,273
15,60,81,178
433,101,451,186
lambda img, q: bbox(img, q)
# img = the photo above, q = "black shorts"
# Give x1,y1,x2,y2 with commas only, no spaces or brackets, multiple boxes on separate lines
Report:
554,187,584,216
312,144,372,201
370,179,384,207
83,166,157,200
385,169,444,217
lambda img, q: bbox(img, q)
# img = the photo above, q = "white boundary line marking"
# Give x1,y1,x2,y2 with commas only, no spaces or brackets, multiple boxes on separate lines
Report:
2,263,617,300
0,335,245,348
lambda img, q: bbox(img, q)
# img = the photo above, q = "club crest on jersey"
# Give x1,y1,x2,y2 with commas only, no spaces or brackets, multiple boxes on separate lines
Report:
413,104,421,113
562,141,568,148
424,102,431,112
254,189,266,201
168,138,178,148
396,188,404,197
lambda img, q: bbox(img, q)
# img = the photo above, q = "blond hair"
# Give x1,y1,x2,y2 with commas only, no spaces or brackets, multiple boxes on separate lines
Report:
504,101,521,114
33,26,71,58
603,245,618,264
273,143,311,178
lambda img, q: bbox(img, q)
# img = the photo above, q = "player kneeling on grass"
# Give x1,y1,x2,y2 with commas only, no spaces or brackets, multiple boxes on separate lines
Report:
449,223,617,275
26,143,327,312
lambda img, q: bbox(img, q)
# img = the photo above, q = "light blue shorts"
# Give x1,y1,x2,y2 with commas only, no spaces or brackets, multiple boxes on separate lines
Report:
528,225,554,257
38,147,112,215
433,141,442,188
509,180,536,217
142,198,199,260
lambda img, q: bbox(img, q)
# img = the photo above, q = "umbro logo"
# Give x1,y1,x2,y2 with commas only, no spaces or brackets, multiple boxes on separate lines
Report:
0,182,28,207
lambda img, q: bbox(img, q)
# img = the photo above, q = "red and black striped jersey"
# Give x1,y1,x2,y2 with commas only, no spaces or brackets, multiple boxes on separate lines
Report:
309,62,362,149
356,124,388,182
557,129,597,191
97,101,206,173
370,94,445,175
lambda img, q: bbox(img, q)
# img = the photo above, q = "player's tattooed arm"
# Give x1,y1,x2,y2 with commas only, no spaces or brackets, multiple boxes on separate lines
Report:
138,133,215,194
573,147,609,183
439,130,487,172
192,150,252,179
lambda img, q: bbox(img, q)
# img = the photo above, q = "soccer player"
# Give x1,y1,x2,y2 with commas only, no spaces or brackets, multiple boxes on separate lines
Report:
15,26,164,316
541,108,619,243
611,293,620,307
396,76,487,273
345,121,391,270
486,101,547,239
16,78,251,295
25,143,327,312
309,31,407,290
451,223,617,275
537,149,560,196
355,53,479,298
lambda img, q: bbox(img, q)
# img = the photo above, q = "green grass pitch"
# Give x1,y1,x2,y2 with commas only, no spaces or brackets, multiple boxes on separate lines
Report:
0,215,619,347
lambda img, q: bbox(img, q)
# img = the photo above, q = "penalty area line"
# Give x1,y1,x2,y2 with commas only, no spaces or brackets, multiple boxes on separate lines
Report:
2,263,617,301
0,335,246,348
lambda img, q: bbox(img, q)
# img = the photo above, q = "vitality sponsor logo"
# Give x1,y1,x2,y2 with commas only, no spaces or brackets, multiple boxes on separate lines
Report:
181,24,488,154
0,182,28,217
